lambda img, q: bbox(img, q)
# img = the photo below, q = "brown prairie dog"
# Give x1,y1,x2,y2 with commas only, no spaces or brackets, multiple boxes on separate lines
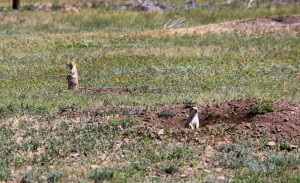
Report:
187,107,199,129
67,61,79,90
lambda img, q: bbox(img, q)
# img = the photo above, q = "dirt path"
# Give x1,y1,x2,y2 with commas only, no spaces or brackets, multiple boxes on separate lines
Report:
141,15,300,36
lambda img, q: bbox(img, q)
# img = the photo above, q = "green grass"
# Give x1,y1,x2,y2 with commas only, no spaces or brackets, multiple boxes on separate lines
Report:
0,2,300,182
1,3,300,33
0,0,287,9
250,100,276,115
0,116,202,182
0,32,299,117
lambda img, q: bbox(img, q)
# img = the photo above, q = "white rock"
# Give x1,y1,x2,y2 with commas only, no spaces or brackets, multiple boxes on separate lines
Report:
267,141,276,146
215,168,223,172
179,174,188,178
290,145,299,149
217,176,226,181
204,169,212,173
158,129,164,135
91,165,100,169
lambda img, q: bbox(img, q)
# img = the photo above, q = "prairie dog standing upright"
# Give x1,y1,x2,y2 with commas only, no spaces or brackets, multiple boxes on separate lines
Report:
187,107,199,129
67,61,78,90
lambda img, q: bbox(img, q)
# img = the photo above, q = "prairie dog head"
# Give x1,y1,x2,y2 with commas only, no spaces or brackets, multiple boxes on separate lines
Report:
67,61,76,69
189,107,198,116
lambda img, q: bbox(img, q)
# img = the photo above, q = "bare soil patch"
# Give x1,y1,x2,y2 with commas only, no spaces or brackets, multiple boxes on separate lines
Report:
61,98,300,144
144,15,300,36
79,87,133,94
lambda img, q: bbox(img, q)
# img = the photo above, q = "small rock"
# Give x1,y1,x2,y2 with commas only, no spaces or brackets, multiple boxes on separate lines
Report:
205,158,211,163
245,123,251,129
205,145,213,151
70,153,80,158
217,176,226,181
158,129,164,135
290,145,299,149
204,169,212,173
276,128,281,132
267,141,276,146
214,162,220,167
26,166,33,171
215,168,223,172
203,162,209,167
179,174,188,178
199,139,206,144
65,6,81,13
91,165,100,169
115,141,123,149
283,118,288,122
16,137,23,144
39,176,47,182
117,125,124,131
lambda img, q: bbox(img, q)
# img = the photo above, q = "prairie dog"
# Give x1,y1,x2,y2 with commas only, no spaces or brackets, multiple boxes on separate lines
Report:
67,61,78,90
187,107,199,129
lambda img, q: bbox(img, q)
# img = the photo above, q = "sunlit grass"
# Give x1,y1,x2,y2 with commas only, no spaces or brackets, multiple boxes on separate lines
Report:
1,3,299,33
0,30,299,116
0,4,300,182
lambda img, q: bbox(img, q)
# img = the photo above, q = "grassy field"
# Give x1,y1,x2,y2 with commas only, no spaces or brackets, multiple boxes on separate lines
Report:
0,1,300,182
0,0,259,8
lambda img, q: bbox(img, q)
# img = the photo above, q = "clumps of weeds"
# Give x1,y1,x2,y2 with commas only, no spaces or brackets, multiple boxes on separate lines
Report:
130,161,149,172
0,103,46,118
215,120,225,124
95,108,129,117
112,164,147,182
109,118,139,129
154,161,180,174
21,170,34,183
22,4,36,11
0,169,10,181
272,16,284,22
22,137,41,151
216,141,300,174
54,40,102,49
157,109,176,118
215,142,258,168
89,168,113,182
47,171,63,183
167,145,195,160
58,103,76,113
249,100,275,115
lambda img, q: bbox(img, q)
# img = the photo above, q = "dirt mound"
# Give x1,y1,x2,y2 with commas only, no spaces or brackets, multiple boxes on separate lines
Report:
79,87,133,94
145,98,298,127
60,98,300,144
145,15,300,36
141,98,300,144
230,15,300,32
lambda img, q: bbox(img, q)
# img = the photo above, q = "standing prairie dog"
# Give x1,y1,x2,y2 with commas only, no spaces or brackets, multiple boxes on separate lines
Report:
187,107,199,129
67,61,78,90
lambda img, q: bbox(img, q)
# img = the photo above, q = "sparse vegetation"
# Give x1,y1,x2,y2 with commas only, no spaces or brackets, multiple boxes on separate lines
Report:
0,0,299,182
89,168,114,182
157,109,176,118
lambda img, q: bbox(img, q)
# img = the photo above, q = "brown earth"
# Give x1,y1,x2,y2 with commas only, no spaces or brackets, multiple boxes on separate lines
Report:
143,15,300,37
61,98,300,145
